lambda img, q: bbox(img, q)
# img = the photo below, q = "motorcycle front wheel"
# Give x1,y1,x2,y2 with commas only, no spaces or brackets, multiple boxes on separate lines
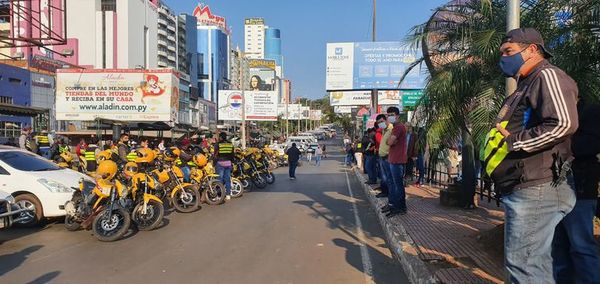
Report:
92,208,131,242
172,186,200,213
132,200,164,231
203,180,225,205
64,214,81,231
252,174,267,189
265,172,276,184
231,179,244,198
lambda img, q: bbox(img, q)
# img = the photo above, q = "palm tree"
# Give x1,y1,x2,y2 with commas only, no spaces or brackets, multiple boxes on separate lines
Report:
403,0,600,200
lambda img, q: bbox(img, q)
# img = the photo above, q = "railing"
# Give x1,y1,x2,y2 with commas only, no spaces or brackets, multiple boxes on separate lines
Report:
422,161,501,207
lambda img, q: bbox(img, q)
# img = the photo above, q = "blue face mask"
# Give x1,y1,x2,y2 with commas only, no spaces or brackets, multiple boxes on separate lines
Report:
499,51,525,78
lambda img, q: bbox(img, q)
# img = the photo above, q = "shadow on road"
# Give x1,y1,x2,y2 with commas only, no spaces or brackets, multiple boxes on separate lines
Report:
0,245,43,277
27,270,60,284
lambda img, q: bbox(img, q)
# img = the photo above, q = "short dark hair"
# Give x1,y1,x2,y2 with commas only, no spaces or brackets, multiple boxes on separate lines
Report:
387,106,400,115
367,127,375,133
292,142,297,147
376,114,387,121
219,132,227,140
120,133,129,139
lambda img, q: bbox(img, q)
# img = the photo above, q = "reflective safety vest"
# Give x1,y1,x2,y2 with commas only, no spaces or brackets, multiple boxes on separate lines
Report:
25,138,32,150
176,158,196,167
59,145,70,154
37,135,49,147
481,121,509,177
218,143,233,154
84,146,97,161
357,143,362,150
127,151,138,162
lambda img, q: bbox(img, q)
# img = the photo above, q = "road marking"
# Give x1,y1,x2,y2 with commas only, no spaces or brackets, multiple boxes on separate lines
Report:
344,170,373,283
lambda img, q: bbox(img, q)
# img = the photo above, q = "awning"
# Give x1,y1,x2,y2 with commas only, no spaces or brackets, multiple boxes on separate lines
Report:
0,103,47,117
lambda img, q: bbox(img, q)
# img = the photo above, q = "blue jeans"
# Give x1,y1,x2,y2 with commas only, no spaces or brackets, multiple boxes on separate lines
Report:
552,199,600,284
365,155,378,183
379,158,394,205
40,147,51,159
389,163,407,211
503,181,576,284
416,153,425,184
216,165,232,195
315,155,322,166
289,161,298,178
180,165,191,183
345,153,352,165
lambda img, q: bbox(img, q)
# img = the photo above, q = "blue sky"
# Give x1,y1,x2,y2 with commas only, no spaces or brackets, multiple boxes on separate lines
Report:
165,0,448,99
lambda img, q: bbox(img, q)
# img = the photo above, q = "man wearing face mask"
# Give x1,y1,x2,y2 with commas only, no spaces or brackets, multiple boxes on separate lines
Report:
376,113,396,216
483,28,579,283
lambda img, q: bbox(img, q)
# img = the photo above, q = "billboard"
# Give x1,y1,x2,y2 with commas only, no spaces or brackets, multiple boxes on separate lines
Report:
278,104,302,120
334,106,353,114
193,4,230,35
249,59,277,91
218,90,278,121
56,69,179,122
329,90,401,106
309,110,322,121
326,42,427,91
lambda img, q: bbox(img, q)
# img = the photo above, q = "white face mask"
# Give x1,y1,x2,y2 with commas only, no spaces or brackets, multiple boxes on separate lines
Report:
388,116,397,124
378,122,387,129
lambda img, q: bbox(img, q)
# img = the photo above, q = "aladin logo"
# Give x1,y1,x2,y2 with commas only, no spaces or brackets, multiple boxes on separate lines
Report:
140,74,165,103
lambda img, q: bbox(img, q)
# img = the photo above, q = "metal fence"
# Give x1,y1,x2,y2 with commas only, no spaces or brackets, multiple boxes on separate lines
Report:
422,161,501,207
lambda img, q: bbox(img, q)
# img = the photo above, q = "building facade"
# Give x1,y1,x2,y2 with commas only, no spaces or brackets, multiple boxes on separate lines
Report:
64,0,159,69
244,18,265,59
265,28,282,66
157,2,177,69
230,47,250,91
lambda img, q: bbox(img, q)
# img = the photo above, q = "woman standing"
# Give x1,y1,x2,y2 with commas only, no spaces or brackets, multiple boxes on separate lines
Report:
315,145,323,166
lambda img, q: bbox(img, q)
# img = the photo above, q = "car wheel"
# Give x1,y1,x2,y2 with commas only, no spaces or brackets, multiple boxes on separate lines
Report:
14,194,43,227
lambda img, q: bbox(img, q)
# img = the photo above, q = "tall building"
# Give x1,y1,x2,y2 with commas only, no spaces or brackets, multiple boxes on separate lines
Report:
63,0,159,69
265,27,283,77
244,18,265,59
194,4,230,103
157,3,177,69
178,14,201,128
230,47,250,90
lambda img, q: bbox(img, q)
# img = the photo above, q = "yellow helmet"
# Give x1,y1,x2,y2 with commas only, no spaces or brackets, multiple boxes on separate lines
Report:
97,160,118,180
97,150,113,162
135,148,155,164
123,162,138,177
193,154,208,167
164,147,180,162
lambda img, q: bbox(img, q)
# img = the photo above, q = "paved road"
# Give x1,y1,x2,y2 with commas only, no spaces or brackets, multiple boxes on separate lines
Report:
0,140,409,284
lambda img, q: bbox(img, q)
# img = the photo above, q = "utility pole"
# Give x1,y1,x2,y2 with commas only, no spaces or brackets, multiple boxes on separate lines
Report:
370,0,378,114
506,0,520,95
240,52,247,149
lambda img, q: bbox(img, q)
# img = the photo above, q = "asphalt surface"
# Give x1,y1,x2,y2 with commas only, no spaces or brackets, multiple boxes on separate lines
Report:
0,139,409,284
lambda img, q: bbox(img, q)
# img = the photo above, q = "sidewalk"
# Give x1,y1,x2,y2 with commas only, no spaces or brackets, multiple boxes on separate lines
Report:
353,168,506,284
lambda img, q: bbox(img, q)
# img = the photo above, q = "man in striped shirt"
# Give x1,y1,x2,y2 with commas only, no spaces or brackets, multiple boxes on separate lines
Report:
489,28,579,283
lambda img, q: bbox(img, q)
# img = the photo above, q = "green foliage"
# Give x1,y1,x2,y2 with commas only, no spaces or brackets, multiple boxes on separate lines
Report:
406,0,600,152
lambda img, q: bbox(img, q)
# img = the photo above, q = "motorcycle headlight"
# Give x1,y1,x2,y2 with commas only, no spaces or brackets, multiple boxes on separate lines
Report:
38,178,74,193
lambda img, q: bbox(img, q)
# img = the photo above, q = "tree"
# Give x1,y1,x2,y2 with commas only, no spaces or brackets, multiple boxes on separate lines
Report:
403,0,600,200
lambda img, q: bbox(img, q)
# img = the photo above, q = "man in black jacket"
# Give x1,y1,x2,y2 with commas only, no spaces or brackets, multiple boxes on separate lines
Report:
363,128,378,184
551,99,600,283
483,28,579,283
286,143,301,180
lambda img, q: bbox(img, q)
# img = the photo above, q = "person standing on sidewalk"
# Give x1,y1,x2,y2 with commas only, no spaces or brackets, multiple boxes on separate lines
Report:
377,114,396,214
483,28,578,283
374,117,388,197
286,143,301,180
364,128,378,185
552,99,600,283
385,107,408,216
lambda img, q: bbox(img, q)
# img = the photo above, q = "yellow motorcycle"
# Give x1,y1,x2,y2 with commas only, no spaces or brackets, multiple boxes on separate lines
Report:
64,160,131,242
153,147,201,213
123,149,164,231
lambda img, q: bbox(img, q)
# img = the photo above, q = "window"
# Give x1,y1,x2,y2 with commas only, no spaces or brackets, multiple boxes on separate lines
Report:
0,121,21,139
0,165,9,175
101,0,116,11
0,151,61,171
0,96,12,104
8,78,21,84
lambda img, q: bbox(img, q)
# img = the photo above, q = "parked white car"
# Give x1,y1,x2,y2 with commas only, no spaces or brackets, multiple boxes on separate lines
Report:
0,146,95,226
0,189,30,229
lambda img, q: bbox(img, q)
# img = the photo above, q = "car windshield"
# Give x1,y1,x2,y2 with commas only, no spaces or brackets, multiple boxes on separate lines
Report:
0,151,61,172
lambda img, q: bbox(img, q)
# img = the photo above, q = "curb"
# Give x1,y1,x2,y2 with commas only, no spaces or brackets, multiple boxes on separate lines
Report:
352,167,438,284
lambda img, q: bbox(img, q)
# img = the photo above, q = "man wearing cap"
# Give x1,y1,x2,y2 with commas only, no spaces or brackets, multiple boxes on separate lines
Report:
483,28,579,283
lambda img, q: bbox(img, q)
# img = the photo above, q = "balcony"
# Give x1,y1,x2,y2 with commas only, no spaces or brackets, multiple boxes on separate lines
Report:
167,35,176,42
167,55,176,61
158,29,167,36
158,39,168,47
167,44,176,52
167,24,176,32
158,50,168,57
